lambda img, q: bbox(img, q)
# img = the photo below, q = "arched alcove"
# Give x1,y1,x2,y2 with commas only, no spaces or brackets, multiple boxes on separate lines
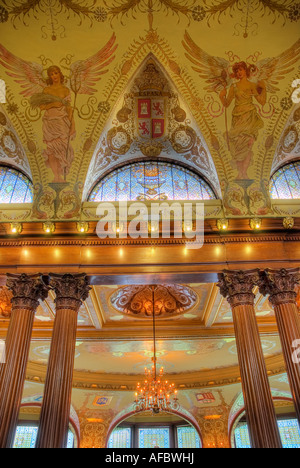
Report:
82,54,222,202
0,164,33,203
106,404,202,449
0,107,33,183
13,402,80,448
270,160,300,199
271,104,300,177
88,160,216,203
229,396,299,448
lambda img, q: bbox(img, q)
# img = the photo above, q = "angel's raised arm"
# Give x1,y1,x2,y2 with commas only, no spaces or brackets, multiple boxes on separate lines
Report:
0,44,45,97
220,84,235,108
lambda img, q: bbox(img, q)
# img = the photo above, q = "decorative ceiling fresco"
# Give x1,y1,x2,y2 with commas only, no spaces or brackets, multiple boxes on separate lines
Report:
0,0,299,221
0,281,287,387
0,1,300,448
27,334,283,375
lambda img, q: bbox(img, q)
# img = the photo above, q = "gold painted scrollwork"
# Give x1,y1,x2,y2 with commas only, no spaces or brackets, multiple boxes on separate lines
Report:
106,126,133,156
171,125,197,154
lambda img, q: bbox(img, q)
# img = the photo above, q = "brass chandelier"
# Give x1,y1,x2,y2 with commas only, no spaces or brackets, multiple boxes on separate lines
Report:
134,286,179,414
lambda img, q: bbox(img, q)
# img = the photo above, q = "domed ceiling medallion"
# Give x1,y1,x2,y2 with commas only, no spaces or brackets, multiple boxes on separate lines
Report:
110,284,198,319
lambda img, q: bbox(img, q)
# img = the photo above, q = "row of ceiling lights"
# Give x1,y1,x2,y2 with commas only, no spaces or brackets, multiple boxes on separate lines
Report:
8,216,295,236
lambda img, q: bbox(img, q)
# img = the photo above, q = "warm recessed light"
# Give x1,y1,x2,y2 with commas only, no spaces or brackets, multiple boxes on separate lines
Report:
10,223,23,235
77,222,89,234
249,218,262,230
217,219,229,231
43,222,55,234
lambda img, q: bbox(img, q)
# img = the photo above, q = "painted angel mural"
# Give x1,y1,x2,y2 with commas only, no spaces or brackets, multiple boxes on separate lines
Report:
0,34,117,183
183,33,300,180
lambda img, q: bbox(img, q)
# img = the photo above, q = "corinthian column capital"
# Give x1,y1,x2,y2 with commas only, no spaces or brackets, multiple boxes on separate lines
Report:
6,273,50,310
217,269,260,307
49,273,91,312
258,268,300,306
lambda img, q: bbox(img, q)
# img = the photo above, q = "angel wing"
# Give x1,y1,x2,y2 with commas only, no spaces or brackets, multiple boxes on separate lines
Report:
182,31,232,93
69,33,118,95
0,44,45,97
254,39,300,94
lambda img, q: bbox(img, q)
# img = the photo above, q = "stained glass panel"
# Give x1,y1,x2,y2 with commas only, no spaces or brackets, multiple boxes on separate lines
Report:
138,427,170,449
278,419,300,448
108,427,132,448
13,426,74,448
0,166,33,204
270,161,300,199
235,419,300,448
234,423,251,448
177,426,201,448
89,162,216,202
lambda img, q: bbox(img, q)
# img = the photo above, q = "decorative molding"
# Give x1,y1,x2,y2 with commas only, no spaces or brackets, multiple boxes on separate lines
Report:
6,273,49,310
25,354,287,391
110,284,198,319
258,268,300,306
49,273,91,312
1,232,300,248
217,270,260,307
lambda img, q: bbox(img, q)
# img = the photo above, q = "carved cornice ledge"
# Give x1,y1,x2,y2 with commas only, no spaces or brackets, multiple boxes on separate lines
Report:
0,232,300,247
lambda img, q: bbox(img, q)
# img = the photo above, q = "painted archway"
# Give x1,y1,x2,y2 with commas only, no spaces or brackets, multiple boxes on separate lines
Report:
228,396,296,448
105,403,203,448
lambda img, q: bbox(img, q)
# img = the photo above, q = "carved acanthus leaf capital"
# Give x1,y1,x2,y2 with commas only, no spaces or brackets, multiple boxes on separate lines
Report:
258,268,300,306
49,273,91,311
6,273,50,310
217,269,260,307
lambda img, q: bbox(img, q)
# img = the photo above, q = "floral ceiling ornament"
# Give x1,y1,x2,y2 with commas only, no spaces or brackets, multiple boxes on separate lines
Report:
0,0,98,40
110,284,198,319
199,0,300,38
103,0,205,29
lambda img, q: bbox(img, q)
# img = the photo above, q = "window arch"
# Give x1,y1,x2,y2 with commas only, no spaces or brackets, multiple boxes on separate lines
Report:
0,166,33,204
270,161,300,200
88,161,216,202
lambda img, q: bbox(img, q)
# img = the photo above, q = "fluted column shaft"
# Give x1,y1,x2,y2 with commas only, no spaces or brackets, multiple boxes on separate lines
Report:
259,268,300,423
218,270,282,449
35,274,91,449
0,274,49,448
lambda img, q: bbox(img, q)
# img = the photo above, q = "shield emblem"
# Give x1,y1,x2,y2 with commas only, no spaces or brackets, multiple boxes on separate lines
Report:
137,97,165,139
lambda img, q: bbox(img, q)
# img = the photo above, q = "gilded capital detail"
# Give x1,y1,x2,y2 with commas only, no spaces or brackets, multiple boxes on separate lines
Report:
6,273,50,310
258,268,300,306
49,273,91,312
217,269,260,307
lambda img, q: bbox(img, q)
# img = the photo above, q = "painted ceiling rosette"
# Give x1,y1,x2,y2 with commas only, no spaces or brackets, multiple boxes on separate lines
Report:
110,284,198,319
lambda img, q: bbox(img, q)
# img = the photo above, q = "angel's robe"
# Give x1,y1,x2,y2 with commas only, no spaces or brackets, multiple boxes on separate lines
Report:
227,83,264,163
41,92,75,180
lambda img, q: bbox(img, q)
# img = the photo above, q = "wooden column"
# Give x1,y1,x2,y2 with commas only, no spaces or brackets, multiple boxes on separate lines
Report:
35,273,91,449
218,270,282,449
0,274,49,448
258,268,300,423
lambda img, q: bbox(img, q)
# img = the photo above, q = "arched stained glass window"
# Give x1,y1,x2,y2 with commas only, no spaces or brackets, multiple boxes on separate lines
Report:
89,161,216,202
0,166,33,204
270,161,300,199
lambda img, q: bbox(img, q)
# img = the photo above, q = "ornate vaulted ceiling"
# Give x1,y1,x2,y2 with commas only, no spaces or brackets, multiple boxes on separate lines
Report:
0,282,289,389
0,1,299,444
0,0,299,221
